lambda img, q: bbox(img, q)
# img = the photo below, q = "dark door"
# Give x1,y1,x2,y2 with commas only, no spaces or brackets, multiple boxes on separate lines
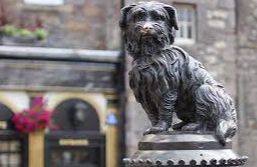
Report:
45,99,105,167
45,132,105,167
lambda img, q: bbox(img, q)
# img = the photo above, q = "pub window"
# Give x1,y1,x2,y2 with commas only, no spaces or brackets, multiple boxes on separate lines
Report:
0,140,22,167
174,4,196,45
24,0,64,6
0,103,27,167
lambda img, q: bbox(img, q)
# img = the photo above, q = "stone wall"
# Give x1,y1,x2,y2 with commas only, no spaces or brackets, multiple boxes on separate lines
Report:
237,0,257,166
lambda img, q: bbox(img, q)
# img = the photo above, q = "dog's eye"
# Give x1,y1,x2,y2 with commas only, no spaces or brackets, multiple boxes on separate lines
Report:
150,11,165,21
129,11,146,22
132,12,146,22
152,15,165,21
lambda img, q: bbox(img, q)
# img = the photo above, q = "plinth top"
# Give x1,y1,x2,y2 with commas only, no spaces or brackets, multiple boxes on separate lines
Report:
139,131,232,150
124,133,248,166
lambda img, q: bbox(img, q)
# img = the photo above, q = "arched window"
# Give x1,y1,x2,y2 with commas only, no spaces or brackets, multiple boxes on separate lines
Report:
0,103,28,167
0,103,14,130
52,99,100,131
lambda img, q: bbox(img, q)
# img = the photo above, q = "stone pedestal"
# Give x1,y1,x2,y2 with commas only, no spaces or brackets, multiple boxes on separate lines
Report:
124,132,247,167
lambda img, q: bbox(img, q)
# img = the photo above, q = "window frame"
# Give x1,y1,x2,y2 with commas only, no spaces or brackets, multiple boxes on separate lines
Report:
0,131,28,167
174,3,197,45
24,0,64,6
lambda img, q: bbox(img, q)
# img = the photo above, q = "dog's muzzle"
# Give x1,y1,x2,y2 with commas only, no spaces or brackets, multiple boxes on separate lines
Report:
139,23,155,36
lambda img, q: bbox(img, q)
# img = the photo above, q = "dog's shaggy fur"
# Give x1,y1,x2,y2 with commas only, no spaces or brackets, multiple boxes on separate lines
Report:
120,1,237,144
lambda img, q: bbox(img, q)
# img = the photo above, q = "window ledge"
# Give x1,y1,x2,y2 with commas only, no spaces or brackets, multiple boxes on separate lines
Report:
174,39,195,46
22,4,63,12
24,0,63,6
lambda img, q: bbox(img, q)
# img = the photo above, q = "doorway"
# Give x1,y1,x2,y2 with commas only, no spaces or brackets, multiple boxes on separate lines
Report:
45,132,105,167
45,99,105,167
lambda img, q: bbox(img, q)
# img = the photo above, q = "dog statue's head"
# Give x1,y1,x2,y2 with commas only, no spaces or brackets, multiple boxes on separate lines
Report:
120,1,179,57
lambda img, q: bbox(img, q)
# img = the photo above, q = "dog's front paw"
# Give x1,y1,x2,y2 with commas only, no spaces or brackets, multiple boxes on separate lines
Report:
173,122,187,130
215,134,226,146
143,121,169,135
181,123,201,131
225,127,237,138
215,120,237,145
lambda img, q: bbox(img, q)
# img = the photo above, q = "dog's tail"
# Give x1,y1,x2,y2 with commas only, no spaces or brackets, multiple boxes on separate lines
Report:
194,84,238,145
216,118,237,145
215,92,238,145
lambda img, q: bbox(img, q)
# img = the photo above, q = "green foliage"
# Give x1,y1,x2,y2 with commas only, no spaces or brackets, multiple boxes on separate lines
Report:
0,25,48,40
34,28,48,40
0,25,16,36
17,29,33,37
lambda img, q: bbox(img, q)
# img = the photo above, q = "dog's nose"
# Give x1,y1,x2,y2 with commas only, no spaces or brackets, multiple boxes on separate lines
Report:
142,23,153,32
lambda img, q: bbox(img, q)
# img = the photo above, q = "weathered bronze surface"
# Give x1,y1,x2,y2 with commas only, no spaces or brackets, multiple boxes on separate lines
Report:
120,1,236,145
120,1,248,166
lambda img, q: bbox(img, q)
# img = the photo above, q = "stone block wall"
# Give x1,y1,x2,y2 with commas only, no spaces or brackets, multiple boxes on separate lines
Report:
2,0,121,50
237,0,257,166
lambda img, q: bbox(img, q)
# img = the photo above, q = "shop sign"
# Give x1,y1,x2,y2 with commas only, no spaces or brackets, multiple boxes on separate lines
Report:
59,139,89,146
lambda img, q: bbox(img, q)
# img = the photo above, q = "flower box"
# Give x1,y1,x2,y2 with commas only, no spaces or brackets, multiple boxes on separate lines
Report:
1,35,47,47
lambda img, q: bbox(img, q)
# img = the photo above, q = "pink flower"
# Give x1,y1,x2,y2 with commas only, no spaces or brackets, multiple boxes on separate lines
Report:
11,96,52,133
31,96,45,107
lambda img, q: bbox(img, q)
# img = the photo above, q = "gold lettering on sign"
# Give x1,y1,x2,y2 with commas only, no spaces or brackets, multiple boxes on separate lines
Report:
59,139,89,146
0,121,7,129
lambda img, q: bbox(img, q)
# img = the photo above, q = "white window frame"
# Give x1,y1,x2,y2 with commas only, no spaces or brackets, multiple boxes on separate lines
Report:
174,4,196,45
24,0,64,6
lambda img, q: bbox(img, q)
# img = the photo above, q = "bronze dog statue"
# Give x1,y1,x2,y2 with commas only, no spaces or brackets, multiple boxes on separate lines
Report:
120,1,237,145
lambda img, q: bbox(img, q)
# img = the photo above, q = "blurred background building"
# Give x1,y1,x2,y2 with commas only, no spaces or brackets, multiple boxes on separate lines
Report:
0,0,256,167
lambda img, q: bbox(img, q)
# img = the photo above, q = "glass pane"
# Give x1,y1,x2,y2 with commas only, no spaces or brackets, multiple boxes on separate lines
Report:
0,154,8,166
187,10,192,22
10,141,21,152
180,25,184,38
50,148,101,167
50,151,62,166
0,140,22,167
177,10,182,21
181,9,187,22
63,151,72,164
9,153,21,165
188,25,192,38
176,29,180,38
0,142,9,152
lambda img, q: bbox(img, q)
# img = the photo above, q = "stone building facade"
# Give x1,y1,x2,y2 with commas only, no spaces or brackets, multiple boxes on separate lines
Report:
0,0,256,167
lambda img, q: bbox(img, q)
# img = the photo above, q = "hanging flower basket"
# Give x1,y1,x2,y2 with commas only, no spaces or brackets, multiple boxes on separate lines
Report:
12,96,52,133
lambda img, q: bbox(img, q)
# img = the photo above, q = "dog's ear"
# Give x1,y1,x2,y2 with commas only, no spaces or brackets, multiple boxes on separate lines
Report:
119,4,136,29
163,5,179,30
